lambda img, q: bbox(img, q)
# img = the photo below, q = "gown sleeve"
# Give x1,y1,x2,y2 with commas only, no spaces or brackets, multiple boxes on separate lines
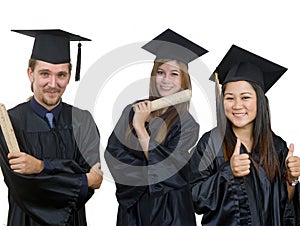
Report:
190,130,296,226
42,109,100,207
0,107,100,225
189,130,235,215
41,108,100,172
274,135,297,225
147,113,199,195
0,135,83,225
105,104,148,208
293,183,300,224
105,104,199,208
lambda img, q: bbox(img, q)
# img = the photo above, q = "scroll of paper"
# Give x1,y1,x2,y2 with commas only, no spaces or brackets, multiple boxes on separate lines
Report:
0,103,20,152
151,89,192,112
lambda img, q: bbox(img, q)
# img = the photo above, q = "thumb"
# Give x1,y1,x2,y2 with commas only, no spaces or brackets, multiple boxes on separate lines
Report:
233,138,241,156
286,143,294,161
91,162,102,174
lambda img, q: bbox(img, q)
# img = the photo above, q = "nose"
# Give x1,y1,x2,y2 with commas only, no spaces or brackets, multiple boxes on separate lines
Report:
48,75,57,87
162,73,171,82
232,99,242,109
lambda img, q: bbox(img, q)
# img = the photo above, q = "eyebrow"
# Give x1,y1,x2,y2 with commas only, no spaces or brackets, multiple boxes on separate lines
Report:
224,92,254,95
37,69,51,73
37,69,68,74
157,66,180,72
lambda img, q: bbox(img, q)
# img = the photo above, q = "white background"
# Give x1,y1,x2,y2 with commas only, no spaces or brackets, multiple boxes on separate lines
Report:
0,0,299,225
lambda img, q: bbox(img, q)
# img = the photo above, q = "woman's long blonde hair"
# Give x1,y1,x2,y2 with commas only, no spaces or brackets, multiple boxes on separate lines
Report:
126,59,192,145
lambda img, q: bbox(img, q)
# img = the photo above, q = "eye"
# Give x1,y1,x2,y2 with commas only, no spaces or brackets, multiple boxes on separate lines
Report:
157,70,164,75
171,72,180,76
57,73,67,78
40,72,49,77
242,96,251,100
225,97,234,100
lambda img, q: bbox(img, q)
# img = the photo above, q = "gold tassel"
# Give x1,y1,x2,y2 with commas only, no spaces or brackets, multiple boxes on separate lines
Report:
214,72,221,107
214,72,222,128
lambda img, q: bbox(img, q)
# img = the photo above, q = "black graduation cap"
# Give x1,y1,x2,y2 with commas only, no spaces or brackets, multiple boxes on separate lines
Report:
11,29,91,81
142,29,208,65
211,44,287,93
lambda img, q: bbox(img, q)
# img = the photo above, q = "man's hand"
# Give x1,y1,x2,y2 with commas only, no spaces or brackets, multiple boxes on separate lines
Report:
7,151,44,174
86,162,103,189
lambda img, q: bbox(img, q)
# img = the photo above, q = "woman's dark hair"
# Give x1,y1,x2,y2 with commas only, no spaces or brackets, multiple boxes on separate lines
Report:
219,81,280,181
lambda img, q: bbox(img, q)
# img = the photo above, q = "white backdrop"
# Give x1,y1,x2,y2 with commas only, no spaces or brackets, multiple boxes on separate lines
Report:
1,0,299,225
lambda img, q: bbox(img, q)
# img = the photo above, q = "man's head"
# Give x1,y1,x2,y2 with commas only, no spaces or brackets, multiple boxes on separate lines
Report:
28,59,71,110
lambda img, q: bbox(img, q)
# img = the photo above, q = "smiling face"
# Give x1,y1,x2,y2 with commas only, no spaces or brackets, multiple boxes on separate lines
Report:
223,80,257,131
155,60,182,97
28,60,71,110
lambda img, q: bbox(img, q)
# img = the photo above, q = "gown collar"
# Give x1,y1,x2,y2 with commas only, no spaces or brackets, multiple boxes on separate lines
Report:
29,96,62,120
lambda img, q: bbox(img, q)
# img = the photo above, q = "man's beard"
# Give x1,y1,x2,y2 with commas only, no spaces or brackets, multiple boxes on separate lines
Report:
42,97,61,107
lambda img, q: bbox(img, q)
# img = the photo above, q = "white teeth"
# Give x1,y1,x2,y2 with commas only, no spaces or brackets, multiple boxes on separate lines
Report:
233,113,245,117
160,86,172,90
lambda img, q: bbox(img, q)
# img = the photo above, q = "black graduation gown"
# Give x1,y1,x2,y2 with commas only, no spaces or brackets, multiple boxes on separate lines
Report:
0,102,100,226
189,127,295,226
293,181,300,225
105,104,199,226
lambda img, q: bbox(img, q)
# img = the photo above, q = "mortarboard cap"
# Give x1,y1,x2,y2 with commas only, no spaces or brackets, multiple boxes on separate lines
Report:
211,44,287,93
11,29,91,81
142,29,208,65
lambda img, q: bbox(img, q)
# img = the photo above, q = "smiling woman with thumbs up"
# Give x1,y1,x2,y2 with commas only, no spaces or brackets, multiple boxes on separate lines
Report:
189,45,297,225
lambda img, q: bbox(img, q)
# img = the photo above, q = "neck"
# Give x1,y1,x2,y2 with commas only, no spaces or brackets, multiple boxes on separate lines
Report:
34,97,61,111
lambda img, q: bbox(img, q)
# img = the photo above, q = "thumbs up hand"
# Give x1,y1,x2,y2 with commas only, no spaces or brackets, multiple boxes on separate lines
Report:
230,139,251,177
286,144,300,180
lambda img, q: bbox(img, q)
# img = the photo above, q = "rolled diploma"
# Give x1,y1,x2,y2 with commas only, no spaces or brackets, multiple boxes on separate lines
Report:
151,89,192,112
0,103,20,152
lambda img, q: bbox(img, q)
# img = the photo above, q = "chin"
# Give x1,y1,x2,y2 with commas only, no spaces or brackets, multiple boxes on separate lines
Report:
158,90,177,97
43,98,60,107
232,121,252,129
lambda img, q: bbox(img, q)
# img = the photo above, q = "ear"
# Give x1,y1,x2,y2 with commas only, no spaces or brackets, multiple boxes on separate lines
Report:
27,67,34,83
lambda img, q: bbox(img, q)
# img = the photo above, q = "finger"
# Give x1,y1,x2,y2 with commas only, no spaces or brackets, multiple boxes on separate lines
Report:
93,162,100,168
238,153,250,160
286,143,294,162
232,168,250,177
232,158,251,167
287,156,300,172
135,103,141,111
236,165,251,172
97,162,101,170
289,143,294,155
137,102,147,112
10,162,23,171
133,102,142,111
9,158,20,165
140,102,148,111
91,162,102,174
132,104,136,111
141,101,151,111
239,169,251,177
144,100,152,110
233,138,241,156
7,151,22,159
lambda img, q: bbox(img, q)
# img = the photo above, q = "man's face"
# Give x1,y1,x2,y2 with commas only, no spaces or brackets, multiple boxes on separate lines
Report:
28,60,71,110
